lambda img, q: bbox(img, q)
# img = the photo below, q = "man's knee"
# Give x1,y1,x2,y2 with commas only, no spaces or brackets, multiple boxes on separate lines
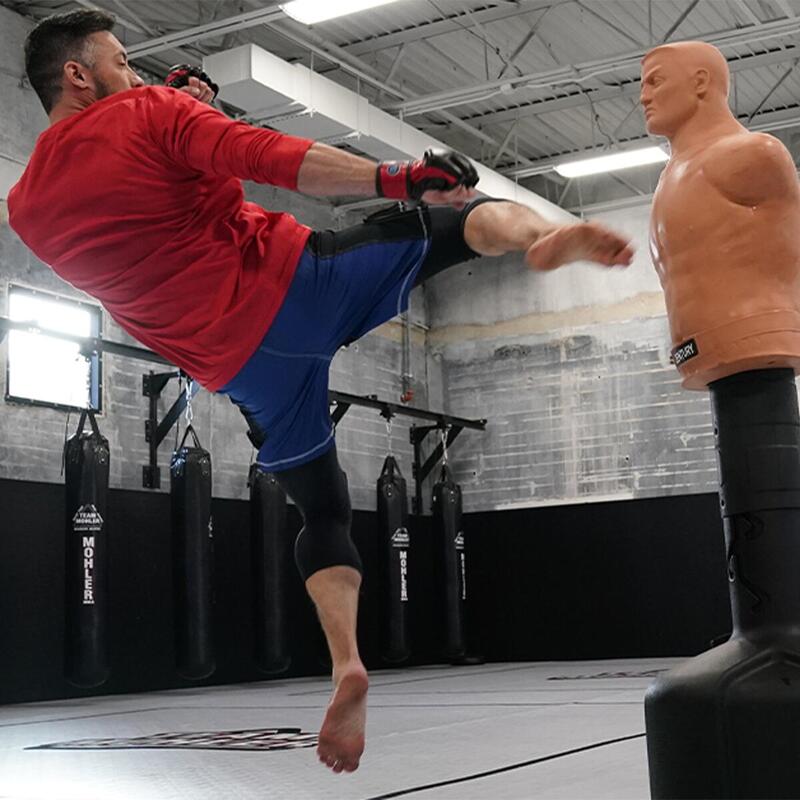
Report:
294,518,361,581
293,469,360,580
461,197,516,256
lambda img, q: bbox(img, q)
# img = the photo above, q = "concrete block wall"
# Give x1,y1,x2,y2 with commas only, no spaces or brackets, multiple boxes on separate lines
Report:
424,202,720,512
0,4,428,510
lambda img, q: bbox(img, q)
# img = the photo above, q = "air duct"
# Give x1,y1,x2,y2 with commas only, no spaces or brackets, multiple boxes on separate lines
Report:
203,44,572,221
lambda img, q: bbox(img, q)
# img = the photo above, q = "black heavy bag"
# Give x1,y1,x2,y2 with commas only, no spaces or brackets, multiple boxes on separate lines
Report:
64,409,110,688
431,464,466,660
377,455,411,663
170,425,215,680
248,464,291,675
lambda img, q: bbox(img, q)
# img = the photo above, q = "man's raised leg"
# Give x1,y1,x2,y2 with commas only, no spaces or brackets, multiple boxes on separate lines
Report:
462,199,634,269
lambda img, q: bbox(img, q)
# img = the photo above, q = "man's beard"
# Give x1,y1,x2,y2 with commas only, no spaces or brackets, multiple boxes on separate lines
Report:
92,74,114,100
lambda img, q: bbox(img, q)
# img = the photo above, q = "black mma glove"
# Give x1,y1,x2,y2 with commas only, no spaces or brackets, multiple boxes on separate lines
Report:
164,64,220,100
376,148,479,201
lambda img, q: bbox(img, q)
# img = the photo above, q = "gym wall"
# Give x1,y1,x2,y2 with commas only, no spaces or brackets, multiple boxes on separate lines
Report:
424,202,722,512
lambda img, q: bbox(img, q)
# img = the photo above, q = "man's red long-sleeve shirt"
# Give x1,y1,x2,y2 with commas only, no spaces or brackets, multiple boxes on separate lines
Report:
8,86,315,390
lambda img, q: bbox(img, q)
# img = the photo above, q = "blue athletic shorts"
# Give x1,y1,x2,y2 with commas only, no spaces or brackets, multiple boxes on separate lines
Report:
219,203,480,472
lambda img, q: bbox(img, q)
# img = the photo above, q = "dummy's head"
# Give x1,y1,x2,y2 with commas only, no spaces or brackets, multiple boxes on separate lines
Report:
640,42,731,139
24,9,144,115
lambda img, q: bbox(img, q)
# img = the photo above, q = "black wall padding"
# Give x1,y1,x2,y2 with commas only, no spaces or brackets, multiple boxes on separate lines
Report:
170,426,215,680
431,464,467,660
0,479,731,705
465,493,732,661
376,455,411,663
63,409,110,688
248,465,291,675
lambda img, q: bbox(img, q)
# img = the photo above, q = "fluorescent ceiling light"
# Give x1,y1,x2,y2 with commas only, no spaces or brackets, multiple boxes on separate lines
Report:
280,0,401,25
554,146,669,178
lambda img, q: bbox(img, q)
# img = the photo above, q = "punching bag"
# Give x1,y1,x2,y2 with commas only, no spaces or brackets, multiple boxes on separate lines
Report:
64,408,110,688
377,455,411,663
248,464,291,675
431,464,467,661
170,425,215,680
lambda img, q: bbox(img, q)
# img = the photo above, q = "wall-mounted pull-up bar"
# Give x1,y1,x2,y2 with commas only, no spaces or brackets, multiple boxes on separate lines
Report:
0,319,487,501
329,391,486,513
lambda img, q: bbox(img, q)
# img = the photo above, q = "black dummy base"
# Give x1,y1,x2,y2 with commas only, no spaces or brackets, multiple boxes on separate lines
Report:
645,368,800,799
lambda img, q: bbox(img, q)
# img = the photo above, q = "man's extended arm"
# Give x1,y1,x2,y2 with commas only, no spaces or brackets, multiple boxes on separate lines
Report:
148,88,476,204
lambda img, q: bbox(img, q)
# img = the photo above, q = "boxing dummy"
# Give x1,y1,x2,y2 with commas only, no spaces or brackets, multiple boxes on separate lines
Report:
642,41,800,799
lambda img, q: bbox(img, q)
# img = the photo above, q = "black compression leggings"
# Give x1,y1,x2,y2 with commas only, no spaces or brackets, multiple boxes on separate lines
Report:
274,198,501,582
273,443,362,582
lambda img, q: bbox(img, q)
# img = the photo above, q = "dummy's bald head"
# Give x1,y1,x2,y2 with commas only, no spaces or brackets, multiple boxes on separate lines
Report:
642,41,730,98
640,41,733,140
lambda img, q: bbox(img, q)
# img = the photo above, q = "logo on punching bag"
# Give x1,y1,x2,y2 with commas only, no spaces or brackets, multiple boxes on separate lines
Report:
391,527,410,548
73,505,103,606
455,531,466,600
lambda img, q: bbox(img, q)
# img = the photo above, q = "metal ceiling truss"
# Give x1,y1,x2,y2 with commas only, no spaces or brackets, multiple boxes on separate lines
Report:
389,14,800,117
341,0,571,57
467,43,800,135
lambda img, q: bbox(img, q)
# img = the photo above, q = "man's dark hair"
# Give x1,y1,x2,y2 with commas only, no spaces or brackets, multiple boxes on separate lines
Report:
24,9,116,114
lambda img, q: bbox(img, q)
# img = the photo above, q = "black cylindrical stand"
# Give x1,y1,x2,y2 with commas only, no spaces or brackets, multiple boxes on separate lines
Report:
646,368,800,799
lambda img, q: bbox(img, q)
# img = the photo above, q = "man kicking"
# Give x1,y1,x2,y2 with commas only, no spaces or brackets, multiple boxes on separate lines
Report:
8,10,634,775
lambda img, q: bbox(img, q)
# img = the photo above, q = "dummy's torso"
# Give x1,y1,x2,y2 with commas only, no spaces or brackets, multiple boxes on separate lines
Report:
649,131,800,388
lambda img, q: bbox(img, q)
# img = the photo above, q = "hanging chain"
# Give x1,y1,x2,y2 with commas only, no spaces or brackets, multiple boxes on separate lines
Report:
441,423,451,465
185,378,194,427
386,414,394,456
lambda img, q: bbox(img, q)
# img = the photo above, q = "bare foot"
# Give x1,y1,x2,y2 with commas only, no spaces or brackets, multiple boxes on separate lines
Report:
525,221,634,271
317,663,369,773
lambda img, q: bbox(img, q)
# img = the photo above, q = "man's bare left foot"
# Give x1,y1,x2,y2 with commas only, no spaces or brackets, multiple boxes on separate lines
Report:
525,221,634,270
317,662,368,773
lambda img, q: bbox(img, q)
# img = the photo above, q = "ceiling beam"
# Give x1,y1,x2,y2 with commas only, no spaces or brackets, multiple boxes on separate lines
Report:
746,59,798,122
388,15,800,117
732,0,763,26
574,1,646,48
453,43,800,129
496,6,555,81
126,4,284,58
342,0,570,57
660,0,701,43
